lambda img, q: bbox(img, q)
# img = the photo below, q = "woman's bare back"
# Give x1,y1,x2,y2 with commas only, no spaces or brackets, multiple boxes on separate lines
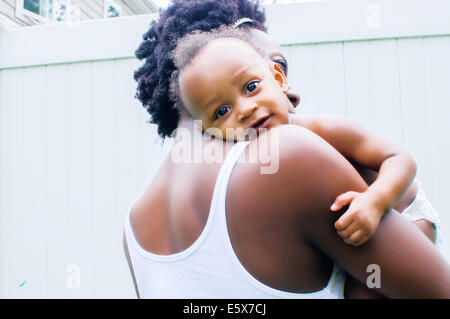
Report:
128,135,337,293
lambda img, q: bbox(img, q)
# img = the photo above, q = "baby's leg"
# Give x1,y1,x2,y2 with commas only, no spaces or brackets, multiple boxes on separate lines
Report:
412,219,436,243
399,179,441,246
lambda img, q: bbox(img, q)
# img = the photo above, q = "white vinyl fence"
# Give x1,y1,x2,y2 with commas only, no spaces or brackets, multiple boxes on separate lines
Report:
1,0,450,298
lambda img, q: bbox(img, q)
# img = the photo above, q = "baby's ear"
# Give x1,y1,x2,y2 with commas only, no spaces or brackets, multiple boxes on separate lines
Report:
270,62,288,93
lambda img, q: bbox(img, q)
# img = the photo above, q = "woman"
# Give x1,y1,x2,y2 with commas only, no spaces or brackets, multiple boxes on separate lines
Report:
124,0,449,298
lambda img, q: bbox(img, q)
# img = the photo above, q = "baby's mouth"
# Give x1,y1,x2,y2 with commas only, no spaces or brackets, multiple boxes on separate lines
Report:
251,115,272,130
251,117,268,128
245,115,273,138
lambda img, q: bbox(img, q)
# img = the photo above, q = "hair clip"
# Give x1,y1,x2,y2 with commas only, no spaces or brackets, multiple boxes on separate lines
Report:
232,17,254,29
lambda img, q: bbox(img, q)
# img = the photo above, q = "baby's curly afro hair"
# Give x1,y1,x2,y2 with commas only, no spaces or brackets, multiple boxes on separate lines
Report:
133,0,267,139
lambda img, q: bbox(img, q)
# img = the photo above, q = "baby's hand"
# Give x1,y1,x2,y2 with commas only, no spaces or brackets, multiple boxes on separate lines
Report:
330,191,384,246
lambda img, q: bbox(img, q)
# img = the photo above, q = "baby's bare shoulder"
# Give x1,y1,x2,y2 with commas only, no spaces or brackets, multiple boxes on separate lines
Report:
289,114,331,134
290,114,362,141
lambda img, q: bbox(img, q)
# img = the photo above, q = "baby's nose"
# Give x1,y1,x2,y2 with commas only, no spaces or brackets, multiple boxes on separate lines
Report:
238,102,258,122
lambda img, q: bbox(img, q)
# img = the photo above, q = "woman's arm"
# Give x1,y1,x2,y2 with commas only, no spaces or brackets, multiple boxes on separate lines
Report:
275,125,450,298
294,114,417,246
343,166,436,298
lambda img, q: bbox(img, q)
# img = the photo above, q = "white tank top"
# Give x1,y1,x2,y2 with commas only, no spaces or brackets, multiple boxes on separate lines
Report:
124,141,346,298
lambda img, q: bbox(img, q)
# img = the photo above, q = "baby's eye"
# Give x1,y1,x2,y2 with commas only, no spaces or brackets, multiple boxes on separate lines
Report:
214,106,231,120
245,81,260,95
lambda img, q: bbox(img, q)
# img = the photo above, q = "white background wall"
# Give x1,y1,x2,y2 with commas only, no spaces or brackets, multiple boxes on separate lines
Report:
0,0,449,298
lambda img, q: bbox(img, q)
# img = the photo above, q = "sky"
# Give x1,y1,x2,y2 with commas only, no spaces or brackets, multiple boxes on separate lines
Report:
152,0,171,8
151,0,323,9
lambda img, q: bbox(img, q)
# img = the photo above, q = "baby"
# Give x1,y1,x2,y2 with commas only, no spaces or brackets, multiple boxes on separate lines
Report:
170,26,440,247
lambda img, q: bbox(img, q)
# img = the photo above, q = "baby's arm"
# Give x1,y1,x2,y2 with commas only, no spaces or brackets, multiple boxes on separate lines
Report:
292,114,417,246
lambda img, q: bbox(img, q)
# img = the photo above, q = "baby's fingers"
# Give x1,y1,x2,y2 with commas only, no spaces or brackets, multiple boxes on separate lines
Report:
354,235,371,247
343,229,365,246
334,211,354,230
336,221,359,239
330,191,359,211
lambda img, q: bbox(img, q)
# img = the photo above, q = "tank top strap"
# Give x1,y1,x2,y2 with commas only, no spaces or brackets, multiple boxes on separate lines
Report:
124,141,250,262
207,141,250,228
221,141,251,179
212,140,346,299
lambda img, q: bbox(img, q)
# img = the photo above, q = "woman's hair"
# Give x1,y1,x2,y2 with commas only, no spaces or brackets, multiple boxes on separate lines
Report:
169,26,268,113
133,0,267,139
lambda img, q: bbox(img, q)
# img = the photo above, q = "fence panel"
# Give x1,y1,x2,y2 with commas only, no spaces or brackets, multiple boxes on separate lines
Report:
1,1,449,298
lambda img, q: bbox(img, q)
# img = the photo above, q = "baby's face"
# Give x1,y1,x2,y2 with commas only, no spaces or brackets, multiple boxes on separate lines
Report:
179,37,291,141
249,28,299,109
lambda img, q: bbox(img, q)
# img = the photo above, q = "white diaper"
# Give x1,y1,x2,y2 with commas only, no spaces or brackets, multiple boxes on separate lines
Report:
401,179,442,248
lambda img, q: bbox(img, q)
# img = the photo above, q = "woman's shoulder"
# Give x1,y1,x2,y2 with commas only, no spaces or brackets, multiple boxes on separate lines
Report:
236,123,350,179
229,124,354,217
250,124,346,171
